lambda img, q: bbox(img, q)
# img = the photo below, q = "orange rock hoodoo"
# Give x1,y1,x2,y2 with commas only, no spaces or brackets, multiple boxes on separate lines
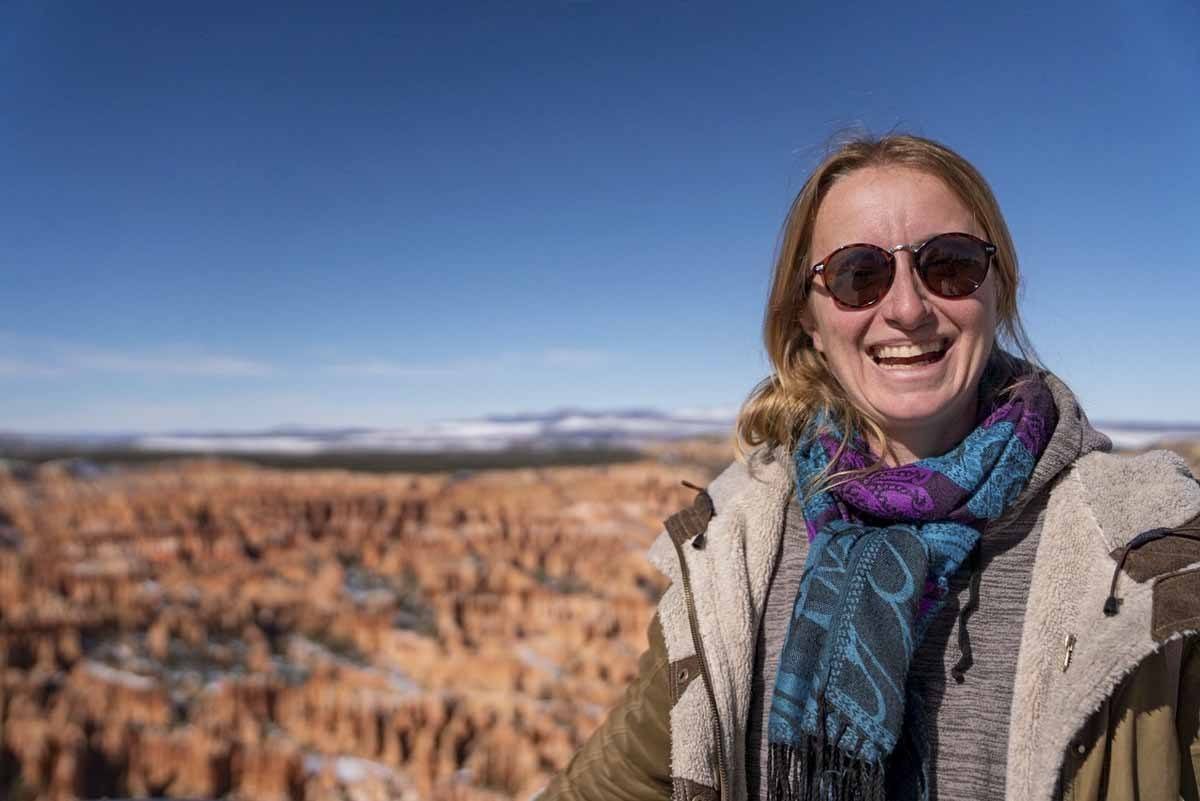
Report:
0,454,720,801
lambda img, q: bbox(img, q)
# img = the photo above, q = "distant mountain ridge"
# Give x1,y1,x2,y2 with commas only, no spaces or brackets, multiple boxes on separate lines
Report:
1,409,1198,455
0,408,739,455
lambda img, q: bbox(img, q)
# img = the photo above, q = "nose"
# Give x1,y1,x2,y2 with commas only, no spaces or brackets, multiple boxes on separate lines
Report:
880,252,935,329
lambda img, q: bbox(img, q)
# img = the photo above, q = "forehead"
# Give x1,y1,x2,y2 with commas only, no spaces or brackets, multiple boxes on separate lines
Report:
813,166,978,248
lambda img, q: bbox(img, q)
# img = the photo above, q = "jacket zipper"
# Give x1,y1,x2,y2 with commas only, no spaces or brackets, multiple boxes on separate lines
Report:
671,533,731,801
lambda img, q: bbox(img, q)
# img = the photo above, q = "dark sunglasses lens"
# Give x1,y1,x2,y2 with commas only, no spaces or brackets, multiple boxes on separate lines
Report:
823,247,892,307
918,234,990,297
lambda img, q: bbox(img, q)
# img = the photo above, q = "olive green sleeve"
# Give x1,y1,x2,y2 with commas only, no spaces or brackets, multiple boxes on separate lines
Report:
1178,635,1200,801
539,613,674,801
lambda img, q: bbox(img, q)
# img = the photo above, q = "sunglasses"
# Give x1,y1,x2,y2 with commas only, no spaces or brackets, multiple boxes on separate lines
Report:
809,232,996,309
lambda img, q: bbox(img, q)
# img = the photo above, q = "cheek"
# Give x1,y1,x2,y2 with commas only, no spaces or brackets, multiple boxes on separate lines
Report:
967,298,999,344
976,280,1001,337
811,311,868,361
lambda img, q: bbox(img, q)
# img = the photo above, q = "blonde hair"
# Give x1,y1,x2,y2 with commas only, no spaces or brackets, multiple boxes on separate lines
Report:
735,133,1038,475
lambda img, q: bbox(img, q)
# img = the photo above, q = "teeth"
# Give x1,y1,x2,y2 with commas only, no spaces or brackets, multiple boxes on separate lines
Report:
871,339,946,359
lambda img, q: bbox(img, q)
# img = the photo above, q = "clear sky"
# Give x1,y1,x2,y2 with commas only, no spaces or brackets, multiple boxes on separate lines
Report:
3,1,1198,433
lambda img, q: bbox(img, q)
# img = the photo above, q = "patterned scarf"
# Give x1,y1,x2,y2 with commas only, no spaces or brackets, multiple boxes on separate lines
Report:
767,360,1056,801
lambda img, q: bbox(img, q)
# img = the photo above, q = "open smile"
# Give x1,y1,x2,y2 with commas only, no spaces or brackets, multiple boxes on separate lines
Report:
868,337,951,369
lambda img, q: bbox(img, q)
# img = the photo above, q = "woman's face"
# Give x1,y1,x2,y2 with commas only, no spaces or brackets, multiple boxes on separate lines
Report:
802,165,998,453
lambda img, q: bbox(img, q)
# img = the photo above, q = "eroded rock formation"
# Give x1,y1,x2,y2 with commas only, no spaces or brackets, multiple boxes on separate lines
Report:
0,453,720,801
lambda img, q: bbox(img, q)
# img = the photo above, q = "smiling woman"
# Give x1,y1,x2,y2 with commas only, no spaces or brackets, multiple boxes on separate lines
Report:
800,168,999,463
743,136,1032,470
541,134,1200,801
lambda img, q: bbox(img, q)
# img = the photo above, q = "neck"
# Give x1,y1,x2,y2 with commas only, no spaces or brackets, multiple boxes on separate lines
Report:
873,401,979,466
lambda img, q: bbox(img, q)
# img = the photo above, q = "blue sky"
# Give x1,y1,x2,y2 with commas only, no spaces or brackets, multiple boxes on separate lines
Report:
2,1,1198,433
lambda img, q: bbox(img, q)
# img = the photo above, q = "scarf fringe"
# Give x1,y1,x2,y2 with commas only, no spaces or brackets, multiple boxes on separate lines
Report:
767,738,886,801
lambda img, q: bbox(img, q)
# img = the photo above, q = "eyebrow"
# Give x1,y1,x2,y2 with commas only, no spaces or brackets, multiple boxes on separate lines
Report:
843,230,978,250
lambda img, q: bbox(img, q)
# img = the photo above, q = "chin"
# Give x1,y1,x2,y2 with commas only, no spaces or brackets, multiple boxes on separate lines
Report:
868,393,971,430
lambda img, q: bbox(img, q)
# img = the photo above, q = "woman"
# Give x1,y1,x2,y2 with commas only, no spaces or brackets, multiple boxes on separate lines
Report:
541,134,1200,801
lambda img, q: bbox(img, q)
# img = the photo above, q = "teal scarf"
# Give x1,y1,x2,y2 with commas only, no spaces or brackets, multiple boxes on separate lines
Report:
767,364,1057,801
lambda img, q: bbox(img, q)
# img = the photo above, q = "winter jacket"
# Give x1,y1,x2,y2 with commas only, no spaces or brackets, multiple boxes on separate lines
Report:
541,379,1200,801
